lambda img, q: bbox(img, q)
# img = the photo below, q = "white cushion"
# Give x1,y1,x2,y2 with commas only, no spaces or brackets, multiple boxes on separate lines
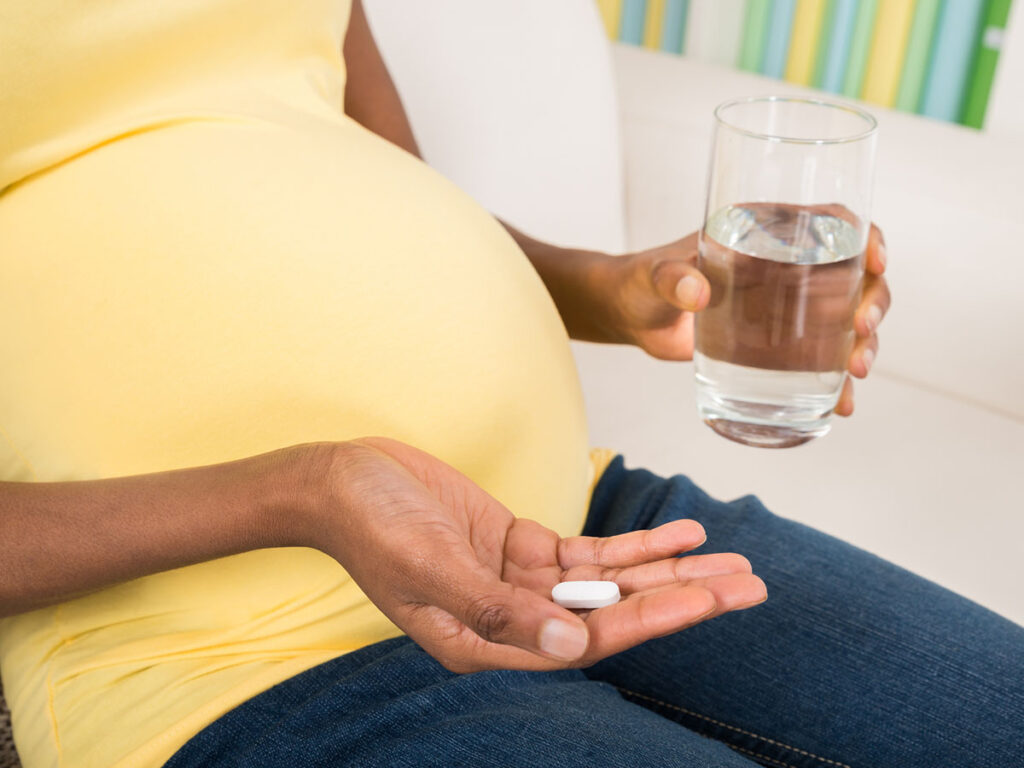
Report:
362,0,626,253
575,44,1024,625
610,44,1024,421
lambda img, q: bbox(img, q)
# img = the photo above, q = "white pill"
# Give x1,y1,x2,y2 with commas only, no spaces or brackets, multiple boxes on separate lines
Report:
551,580,621,609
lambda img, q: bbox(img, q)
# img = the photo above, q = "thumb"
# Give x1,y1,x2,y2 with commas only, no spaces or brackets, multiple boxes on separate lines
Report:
441,564,590,663
651,259,710,312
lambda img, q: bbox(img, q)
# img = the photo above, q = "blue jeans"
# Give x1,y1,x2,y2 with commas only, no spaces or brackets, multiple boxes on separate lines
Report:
164,457,1024,767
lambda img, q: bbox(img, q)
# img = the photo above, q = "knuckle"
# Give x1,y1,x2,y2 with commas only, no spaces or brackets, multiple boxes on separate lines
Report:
466,597,513,643
649,259,673,289
638,529,655,560
587,536,603,566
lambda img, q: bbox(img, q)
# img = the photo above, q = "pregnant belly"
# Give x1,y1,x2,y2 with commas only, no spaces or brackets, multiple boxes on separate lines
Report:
0,116,590,531
0,113,593,768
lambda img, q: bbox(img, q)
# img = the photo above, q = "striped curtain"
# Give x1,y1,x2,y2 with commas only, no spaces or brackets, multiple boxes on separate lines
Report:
596,0,1014,129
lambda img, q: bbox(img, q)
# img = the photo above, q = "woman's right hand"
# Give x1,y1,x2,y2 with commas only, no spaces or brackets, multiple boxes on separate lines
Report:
309,437,767,673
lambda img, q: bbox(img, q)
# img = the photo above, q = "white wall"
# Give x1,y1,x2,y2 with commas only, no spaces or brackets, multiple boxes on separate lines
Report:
362,0,627,254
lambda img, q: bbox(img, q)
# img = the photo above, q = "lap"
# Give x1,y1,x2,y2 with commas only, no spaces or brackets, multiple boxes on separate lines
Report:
583,456,1024,767
166,457,1024,768
162,636,754,768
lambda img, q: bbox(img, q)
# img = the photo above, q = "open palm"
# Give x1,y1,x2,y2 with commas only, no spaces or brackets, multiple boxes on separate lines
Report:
323,437,766,674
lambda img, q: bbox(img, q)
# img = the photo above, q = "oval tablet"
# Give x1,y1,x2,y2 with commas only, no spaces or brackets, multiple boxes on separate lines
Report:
551,580,620,609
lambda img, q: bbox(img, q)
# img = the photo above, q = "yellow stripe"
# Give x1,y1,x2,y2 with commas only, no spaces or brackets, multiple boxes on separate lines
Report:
644,0,666,49
785,0,827,85
595,0,624,39
861,0,917,106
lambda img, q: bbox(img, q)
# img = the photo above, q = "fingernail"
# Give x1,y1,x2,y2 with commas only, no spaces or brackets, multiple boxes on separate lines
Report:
877,244,887,270
676,276,703,307
861,347,875,373
864,304,882,333
539,618,588,661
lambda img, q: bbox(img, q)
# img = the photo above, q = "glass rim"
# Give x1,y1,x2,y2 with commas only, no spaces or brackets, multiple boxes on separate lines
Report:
713,95,878,145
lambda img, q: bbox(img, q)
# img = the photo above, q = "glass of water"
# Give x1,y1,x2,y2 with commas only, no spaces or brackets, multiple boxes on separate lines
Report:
694,96,878,448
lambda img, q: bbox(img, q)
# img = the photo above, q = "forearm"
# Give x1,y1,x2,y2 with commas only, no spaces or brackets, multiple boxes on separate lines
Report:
500,222,620,343
343,0,421,157
0,444,327,617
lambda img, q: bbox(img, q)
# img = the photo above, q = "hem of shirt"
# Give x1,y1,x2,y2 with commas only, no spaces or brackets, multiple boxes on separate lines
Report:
108,649,361,768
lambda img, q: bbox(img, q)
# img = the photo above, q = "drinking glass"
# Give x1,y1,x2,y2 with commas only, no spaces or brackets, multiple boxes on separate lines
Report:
694,96,878,448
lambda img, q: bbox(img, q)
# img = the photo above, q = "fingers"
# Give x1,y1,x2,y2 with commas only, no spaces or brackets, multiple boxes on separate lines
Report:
848,333,878,379
650,259,710,312
855,274,890,337
564,552,753,594
415,551,765,674
557,519,706,570
839,328,879,419
834,377,855,417
865,223,887,275
585,584,717,652
430,567,592,663
693,571,768,614
840,235,887,418
422,569,767,674
581,572,766,659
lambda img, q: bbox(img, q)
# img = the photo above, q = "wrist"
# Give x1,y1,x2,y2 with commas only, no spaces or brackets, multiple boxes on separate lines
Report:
581,252,634,345
274,439,391,559
247,442,342,552
558,249,627,343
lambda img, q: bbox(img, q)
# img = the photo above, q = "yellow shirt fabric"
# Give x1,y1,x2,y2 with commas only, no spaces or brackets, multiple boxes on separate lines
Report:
0,1,615,765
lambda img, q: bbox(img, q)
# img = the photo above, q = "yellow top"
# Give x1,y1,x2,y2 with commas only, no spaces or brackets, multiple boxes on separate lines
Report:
0,1,612,765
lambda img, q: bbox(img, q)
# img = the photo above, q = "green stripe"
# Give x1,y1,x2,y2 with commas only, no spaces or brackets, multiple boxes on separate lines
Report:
740,0,772,72
842,0,878,98
895,0,943,112
812,0,839,87
963,0,1014,127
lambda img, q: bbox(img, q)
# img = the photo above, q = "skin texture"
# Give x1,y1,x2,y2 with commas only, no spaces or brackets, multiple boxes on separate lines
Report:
316,439,766,671
0,0,884,673
0,441,766,672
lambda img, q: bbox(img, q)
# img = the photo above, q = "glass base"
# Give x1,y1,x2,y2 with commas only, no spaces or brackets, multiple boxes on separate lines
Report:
695,377,836,449
702,416,829,448
693,354,842,449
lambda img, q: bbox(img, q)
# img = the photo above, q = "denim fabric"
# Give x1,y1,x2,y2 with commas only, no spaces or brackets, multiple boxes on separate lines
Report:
164,456,1024,768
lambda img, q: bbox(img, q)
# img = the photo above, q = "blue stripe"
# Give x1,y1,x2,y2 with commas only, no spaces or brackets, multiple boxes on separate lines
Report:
661,0,689,54
620,0,649,44
819,0,857,92
761,0,797,78
920,0,986,121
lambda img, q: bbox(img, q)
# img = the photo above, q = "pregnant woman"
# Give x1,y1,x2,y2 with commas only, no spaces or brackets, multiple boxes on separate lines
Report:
1,2,1020,766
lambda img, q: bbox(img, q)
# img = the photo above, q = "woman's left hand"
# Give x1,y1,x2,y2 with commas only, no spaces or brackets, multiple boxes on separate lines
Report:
595,227,890,416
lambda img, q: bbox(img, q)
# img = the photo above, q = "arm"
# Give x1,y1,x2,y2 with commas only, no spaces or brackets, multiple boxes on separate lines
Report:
0,438,764,670
342,0,420,157
341,1,889,414
0,444,322,617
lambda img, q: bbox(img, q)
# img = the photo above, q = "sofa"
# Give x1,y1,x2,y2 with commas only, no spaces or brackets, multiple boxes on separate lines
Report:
3,2,1021,765
366,0,1024,629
